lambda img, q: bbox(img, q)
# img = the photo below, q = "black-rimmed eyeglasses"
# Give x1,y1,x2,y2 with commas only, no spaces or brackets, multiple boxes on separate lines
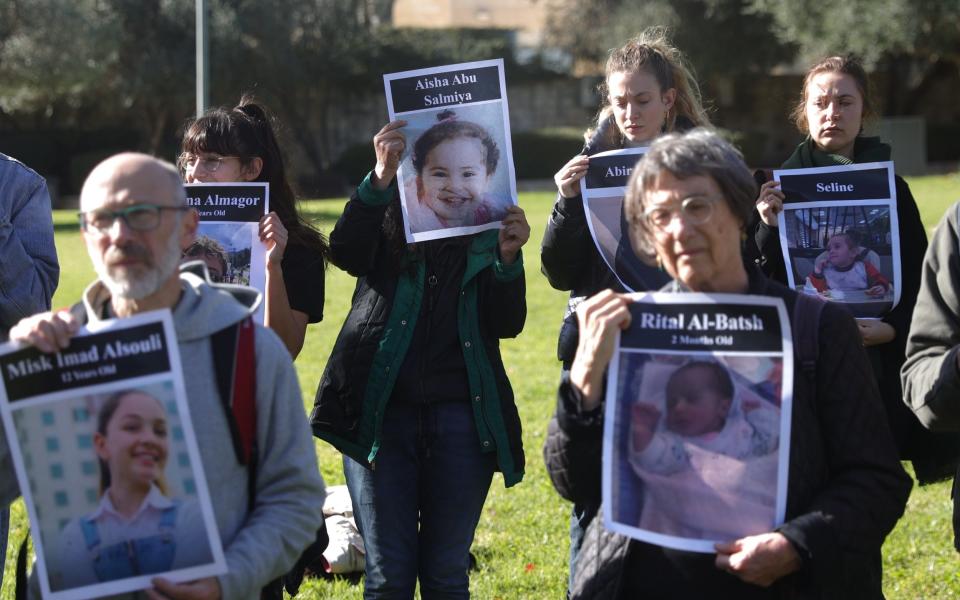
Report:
78,204,189,233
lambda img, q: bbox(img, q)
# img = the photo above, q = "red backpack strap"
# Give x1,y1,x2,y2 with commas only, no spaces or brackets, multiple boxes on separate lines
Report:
210,317,257,467
233,317,257,465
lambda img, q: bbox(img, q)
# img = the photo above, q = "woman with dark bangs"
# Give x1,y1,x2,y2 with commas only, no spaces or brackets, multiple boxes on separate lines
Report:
179,96,328,358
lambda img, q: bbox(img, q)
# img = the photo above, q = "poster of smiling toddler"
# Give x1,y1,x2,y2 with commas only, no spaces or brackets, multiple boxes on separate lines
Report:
603,293,793,553
384,59,518,243
0,311,225,599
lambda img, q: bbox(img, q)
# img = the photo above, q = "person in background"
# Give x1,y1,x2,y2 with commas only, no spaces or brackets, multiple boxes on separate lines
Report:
539,27,710,595
312,119,529,599
179,96,327,358
0,151,59,590
745,55,946,480
544,129,910,599
2,153,324,599
902,199,960,551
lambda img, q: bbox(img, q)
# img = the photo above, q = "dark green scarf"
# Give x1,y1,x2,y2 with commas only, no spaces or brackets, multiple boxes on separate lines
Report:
781,136,891,168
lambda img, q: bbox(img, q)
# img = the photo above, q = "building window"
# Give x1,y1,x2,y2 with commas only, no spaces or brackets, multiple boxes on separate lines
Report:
73,407,89,423
46,437,60,452
54,491,69,507
41,411,55,426
50,464,64,479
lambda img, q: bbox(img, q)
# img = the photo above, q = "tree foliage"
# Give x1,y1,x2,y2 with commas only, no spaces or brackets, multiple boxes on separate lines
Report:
747,0,960,114
544,0,793,78
0,0,550,190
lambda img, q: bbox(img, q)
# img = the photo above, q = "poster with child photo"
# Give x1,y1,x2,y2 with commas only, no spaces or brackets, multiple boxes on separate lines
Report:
383,59,518,243
581,147,671,292
774,162,899,318
603,293,793,553
184,182,269,322
0,311,226,600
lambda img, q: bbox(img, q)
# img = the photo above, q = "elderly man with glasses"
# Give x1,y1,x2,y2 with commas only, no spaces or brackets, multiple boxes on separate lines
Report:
1,152,324,599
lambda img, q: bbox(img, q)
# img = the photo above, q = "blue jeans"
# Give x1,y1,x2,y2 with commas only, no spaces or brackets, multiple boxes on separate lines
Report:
567,503,596,597
344,401,496,600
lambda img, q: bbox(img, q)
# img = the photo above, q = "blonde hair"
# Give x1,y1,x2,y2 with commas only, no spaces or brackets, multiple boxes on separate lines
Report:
587,27,710,144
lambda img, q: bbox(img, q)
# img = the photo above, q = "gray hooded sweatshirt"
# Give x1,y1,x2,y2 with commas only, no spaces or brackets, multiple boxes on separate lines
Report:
0,272,325,598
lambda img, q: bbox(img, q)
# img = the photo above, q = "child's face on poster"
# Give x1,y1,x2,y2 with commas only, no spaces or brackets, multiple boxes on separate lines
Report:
826,235,857,268
417,136,491,224
94,393,170,488
665,367,732,437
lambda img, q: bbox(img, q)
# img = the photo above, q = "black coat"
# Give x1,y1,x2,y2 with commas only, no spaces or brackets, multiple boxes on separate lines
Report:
747,174,957,479
310,181,527,485
543,270,912,599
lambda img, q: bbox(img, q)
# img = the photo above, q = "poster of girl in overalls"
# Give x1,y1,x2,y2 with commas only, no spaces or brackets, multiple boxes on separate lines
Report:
0,312,225,599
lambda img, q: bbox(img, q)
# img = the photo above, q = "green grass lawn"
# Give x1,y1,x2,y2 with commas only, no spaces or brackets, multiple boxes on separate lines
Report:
4,173,960,599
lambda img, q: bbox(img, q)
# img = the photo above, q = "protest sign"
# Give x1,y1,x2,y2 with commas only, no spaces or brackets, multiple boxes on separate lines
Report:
384,59,518,243
185,182,269,321
0,311,226,599
603,293,793,553
581,147,670,292
774,162,899,318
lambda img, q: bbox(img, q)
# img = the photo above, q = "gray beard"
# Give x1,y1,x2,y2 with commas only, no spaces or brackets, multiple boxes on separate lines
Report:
94,231,183,301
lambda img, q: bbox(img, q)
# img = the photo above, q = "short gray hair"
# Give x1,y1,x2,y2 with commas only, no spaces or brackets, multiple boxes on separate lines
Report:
624,128,757,257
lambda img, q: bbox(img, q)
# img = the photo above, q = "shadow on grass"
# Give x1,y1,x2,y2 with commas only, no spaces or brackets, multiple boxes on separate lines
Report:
311,570,364,586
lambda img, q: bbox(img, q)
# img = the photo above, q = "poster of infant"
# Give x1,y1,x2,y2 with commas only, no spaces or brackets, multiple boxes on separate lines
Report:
603,294,793,553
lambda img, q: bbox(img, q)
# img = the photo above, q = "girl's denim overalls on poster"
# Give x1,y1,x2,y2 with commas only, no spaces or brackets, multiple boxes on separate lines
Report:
80,502,179,581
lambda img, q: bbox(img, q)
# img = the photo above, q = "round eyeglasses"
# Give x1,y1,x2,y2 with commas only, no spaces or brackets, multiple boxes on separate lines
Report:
177,153,239,174
79,204,189,233
644,196,717,231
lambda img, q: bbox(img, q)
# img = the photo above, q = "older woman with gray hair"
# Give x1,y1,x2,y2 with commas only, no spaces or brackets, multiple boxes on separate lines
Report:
543,129,911,599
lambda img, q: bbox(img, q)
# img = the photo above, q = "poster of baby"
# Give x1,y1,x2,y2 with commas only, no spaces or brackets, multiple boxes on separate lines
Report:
602,293,793,553
384,58,518,243
581,147,673,292
774,162,899,318
0,311,226,599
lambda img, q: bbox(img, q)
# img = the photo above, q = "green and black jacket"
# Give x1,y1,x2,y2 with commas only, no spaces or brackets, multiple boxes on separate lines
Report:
311,174,526,486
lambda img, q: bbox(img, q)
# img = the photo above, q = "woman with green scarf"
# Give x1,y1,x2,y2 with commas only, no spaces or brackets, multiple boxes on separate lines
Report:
748,55,948,478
